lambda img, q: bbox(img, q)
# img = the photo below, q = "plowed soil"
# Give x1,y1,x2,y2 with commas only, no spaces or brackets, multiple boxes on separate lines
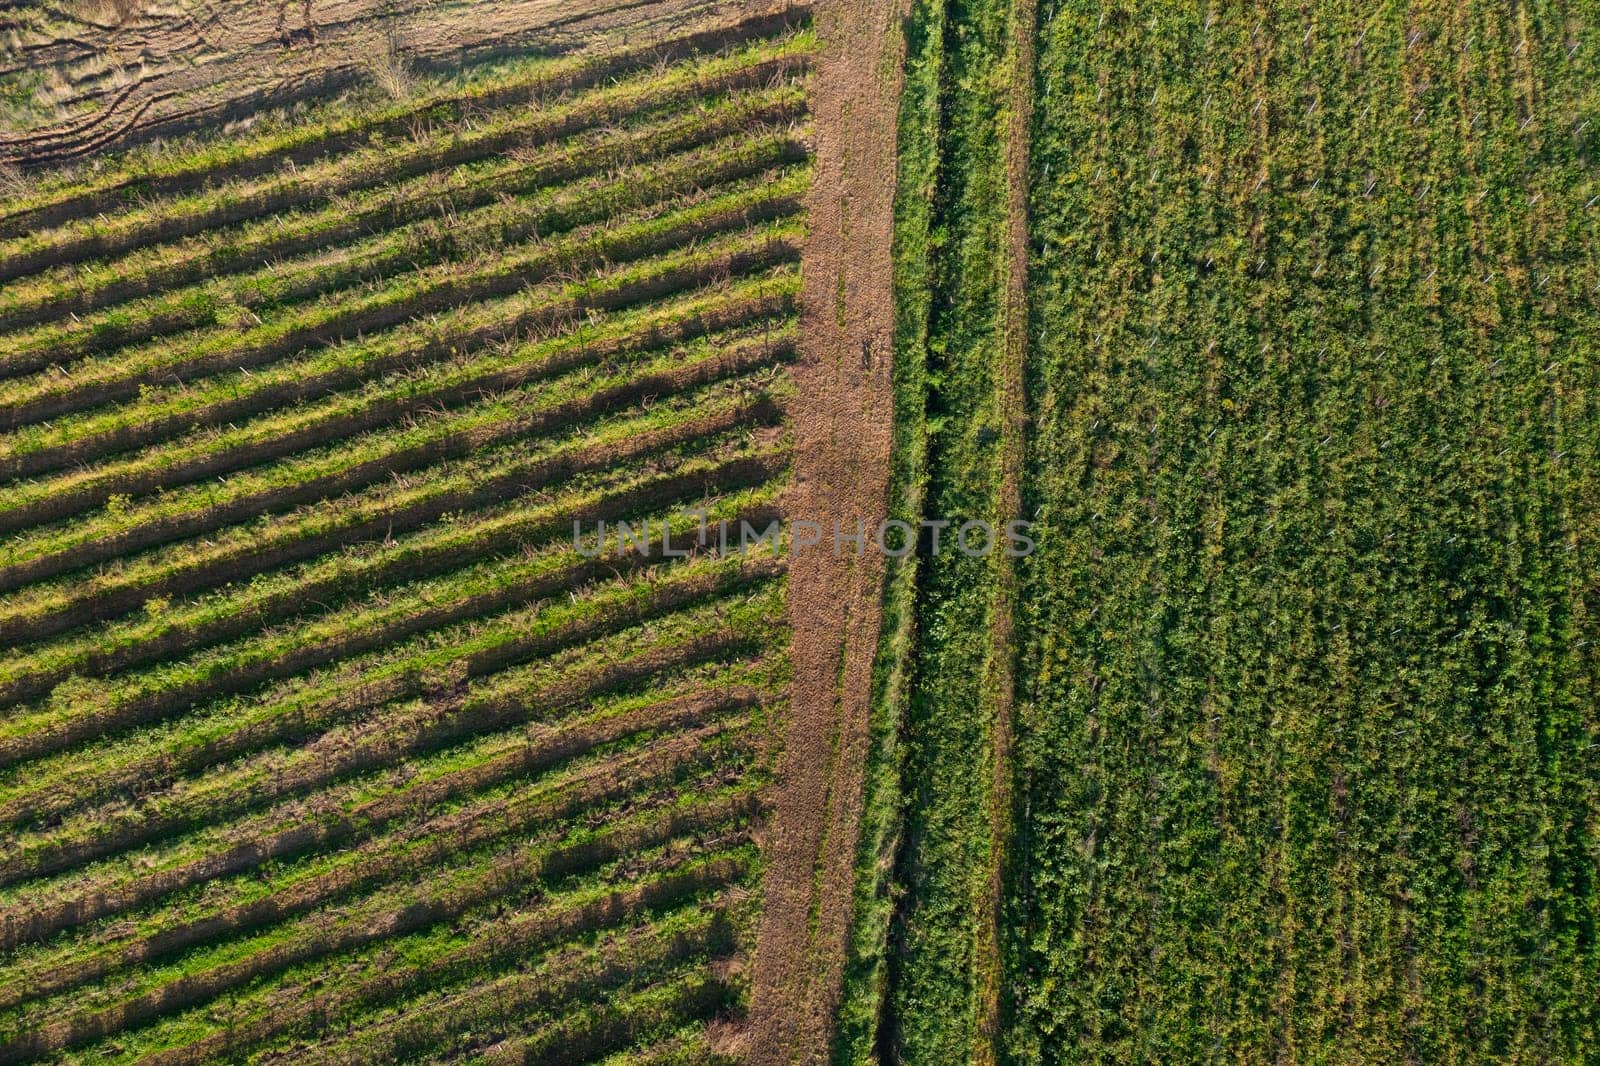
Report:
0,0,747,165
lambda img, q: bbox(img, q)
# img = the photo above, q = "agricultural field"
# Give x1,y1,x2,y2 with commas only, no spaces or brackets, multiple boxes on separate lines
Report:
842,0,1600,1063
3,0,1598,1063
0,5,823,1061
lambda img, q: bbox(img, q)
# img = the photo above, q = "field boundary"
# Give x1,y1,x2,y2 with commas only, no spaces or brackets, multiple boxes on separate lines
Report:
746,0,906,1060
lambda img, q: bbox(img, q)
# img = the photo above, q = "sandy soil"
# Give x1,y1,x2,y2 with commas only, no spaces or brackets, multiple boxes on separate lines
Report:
0,0,742,165
744,0,905,1061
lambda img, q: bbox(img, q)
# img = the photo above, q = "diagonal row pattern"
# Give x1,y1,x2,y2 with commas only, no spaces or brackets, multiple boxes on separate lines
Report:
0,8,815,1063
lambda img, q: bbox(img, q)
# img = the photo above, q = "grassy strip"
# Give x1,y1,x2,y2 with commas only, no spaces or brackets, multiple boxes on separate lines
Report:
0,28,816,284
0,273,795,538
975,0,1036,1055
0,218,804,482
868,0,1025,1059
830,0,944,1060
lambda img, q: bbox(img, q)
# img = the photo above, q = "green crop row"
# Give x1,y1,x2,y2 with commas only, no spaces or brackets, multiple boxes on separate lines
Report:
0,591,785,944
0,100,807,370
0,482,790,837
0,438,788,768
0,75,806,339
0,167,809,436
4,785,763,1059
1,741,760,1040
0,272,797,537
0,27,817,284
127,848,758,1065
0,703,763,1013
0,336,793,648
0,216,804,483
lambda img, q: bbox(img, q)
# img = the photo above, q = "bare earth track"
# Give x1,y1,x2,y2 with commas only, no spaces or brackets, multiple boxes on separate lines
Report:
746,0,903,1061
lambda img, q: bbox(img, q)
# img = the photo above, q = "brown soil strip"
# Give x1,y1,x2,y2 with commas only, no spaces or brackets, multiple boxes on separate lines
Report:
974,0,1036,1061
0,0,789,170
746,0,906,1061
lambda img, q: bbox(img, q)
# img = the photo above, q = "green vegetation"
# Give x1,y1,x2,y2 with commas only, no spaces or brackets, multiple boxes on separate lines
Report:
0,11,813,1063
848,0,1600,1062
9,2,1595,1059
835,0,1030,1060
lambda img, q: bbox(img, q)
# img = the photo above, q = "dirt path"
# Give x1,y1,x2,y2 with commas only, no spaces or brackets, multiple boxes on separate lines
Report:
743,0,904,1062
0,0,737,166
